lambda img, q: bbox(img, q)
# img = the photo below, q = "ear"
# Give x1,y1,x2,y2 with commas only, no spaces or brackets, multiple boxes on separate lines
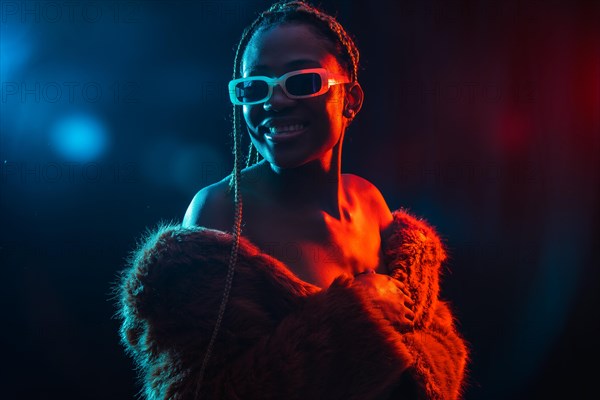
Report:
343,82,364,120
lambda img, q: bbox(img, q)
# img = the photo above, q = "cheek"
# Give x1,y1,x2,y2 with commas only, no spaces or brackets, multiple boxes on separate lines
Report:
242,105,258,129
323,91,346,128
325,98,344,119
326,87,346,115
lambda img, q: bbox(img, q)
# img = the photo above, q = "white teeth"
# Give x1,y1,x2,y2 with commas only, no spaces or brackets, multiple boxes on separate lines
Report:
267,124,305,134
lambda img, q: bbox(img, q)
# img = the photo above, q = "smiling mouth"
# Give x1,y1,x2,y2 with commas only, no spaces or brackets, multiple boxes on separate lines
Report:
261,123,308,141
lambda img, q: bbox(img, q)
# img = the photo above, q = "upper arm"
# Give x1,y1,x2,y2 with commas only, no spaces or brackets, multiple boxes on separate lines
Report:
344,174,394,238
182,189,206,227
182,179,234,231
346,174,393,222
364,179,394,241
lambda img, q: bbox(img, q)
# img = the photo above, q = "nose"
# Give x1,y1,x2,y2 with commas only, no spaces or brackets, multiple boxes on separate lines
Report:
263,83,295,112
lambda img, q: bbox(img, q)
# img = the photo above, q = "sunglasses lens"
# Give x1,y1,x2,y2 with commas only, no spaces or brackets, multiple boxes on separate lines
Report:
286,72,322,96
234,80,269,103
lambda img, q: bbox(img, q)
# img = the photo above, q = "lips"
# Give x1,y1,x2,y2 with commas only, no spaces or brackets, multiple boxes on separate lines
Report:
259,118,308,142
265,123,306,135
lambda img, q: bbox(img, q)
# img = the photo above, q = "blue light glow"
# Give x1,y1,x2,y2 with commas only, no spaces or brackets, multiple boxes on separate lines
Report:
0,25,33,80
51,114,108,162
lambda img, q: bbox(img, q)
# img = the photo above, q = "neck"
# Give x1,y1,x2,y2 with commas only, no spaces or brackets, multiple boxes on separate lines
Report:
262,145,345,219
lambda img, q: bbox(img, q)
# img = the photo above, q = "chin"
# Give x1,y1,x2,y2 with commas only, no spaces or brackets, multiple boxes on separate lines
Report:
269,154,331,173
254,145,306,170
266,156,307,170
254,140,332,171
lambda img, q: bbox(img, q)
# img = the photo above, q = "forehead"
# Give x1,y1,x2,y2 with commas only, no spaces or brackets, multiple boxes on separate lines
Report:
242,23,341,76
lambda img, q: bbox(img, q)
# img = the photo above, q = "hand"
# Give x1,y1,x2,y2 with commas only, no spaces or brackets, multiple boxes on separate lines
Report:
352,272,415,331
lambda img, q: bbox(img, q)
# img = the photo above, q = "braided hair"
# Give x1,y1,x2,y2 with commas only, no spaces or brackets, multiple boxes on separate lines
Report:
196,1,360,394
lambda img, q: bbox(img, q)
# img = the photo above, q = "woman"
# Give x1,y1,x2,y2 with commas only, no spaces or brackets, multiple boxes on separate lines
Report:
117,1,468,399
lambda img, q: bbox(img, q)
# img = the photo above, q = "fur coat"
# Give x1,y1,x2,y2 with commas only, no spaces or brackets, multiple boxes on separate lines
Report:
117,209,468,399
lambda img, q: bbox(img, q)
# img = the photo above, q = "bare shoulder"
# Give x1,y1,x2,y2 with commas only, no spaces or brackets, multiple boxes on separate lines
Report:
343,174,390,208
182,177,234,231
343,173,393,229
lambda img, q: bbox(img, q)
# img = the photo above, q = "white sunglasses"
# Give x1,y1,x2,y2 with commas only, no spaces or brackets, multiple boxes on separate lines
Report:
228,68,350,105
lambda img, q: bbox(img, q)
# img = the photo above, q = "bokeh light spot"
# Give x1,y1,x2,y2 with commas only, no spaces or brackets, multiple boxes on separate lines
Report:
51,114,108,162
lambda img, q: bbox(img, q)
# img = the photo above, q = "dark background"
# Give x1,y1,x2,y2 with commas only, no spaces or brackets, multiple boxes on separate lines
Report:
1,0,598,399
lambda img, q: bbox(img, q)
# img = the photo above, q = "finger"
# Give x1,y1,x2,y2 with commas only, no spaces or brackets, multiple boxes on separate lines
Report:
388,279,411,299
404,309,415,321
395,285,412,298
394,279,407,287
392,279,410,292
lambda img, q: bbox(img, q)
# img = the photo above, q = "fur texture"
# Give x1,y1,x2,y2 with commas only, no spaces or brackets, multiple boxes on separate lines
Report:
117,209,468,399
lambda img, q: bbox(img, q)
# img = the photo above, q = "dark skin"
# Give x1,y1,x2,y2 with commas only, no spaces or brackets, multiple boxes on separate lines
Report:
183,23,414,325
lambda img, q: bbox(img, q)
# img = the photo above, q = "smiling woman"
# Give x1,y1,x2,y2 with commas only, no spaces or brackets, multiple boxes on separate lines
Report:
117,1,468,399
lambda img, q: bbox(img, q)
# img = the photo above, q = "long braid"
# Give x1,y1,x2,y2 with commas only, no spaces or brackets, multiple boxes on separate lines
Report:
193,12,265,396
195,1,360,396
194,110,243,397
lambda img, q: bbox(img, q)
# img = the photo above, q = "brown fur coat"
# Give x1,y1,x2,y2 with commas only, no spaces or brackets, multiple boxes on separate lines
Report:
117,209,468,399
